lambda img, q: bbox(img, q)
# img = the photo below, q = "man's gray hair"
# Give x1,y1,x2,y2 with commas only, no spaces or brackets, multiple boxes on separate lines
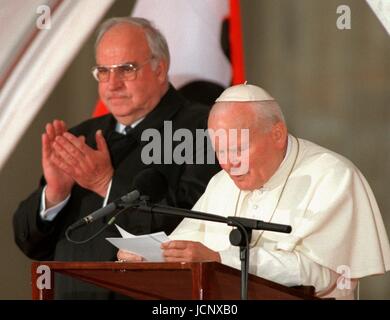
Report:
251,100,285,131
95,17,170,70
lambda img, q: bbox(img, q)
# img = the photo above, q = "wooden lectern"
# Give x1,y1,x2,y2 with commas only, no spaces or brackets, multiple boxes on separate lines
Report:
31,261,317,300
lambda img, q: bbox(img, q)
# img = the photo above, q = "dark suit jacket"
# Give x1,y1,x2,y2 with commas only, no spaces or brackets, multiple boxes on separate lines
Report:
13,86,220,299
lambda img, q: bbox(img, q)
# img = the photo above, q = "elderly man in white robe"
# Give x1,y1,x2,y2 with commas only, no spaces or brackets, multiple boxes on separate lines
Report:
118,83,390,299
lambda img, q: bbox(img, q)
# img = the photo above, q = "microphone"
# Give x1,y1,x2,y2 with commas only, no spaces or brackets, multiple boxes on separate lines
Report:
67,168,168,231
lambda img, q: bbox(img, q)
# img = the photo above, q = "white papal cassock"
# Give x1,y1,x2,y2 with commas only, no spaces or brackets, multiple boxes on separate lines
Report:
170,135,390,299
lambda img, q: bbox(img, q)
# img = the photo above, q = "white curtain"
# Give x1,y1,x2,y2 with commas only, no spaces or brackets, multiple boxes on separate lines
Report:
0,0,114,171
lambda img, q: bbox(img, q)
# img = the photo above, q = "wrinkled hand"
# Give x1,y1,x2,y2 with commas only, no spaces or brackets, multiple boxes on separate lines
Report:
51,130,113,197
42,120,75,208
117,249,145,262
161,241,221,262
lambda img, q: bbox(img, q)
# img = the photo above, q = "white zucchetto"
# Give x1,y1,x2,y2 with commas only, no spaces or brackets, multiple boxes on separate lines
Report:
215,83,274,102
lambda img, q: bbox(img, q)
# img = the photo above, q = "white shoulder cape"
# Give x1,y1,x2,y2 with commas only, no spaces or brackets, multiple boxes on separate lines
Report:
191,136,390,278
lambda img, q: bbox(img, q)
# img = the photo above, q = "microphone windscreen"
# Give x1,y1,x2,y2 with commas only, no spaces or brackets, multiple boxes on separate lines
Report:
132,168,168,202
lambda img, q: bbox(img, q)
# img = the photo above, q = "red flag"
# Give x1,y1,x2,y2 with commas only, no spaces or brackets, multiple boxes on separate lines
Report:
230,0,245,84
92,96,109,117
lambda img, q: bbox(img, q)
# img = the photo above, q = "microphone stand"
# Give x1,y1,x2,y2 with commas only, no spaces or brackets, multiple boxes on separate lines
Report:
132,200,292,300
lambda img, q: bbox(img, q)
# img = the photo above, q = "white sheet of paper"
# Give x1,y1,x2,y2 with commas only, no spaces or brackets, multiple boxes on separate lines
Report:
107,227,170,262
115,224,135,238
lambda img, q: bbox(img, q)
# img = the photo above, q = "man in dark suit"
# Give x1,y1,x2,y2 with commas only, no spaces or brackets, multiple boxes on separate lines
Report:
13,17,220,299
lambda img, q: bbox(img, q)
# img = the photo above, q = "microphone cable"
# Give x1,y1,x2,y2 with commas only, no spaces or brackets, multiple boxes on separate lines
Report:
65,205,132,245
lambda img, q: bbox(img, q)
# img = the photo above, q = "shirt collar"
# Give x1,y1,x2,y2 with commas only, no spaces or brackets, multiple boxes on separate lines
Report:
262,134,297,191
250,134,295,194
116,117,145,134
278,134,292,169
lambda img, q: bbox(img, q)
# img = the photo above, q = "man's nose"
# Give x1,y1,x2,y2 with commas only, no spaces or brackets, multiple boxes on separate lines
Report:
108,70,124,89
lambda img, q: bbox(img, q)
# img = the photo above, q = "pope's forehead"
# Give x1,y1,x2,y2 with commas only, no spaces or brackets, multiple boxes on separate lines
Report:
209,103,259,126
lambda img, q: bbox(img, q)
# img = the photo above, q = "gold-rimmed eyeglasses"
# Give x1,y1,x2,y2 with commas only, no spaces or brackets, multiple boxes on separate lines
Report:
91,58,154,82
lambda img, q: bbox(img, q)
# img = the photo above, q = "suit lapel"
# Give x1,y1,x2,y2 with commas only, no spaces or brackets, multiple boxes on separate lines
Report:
131,85,184,141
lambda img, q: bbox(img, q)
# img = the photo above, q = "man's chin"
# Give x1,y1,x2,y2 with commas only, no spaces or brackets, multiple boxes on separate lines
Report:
230,175,249,190
107,101,128,110
230,175,262,191
106,104,132,116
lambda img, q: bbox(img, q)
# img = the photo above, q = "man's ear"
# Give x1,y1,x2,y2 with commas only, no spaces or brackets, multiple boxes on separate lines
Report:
154,59,168,83
271,121,288,149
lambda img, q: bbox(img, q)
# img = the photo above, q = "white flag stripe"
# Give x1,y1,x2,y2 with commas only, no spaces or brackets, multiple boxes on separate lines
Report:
132,0,231,88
